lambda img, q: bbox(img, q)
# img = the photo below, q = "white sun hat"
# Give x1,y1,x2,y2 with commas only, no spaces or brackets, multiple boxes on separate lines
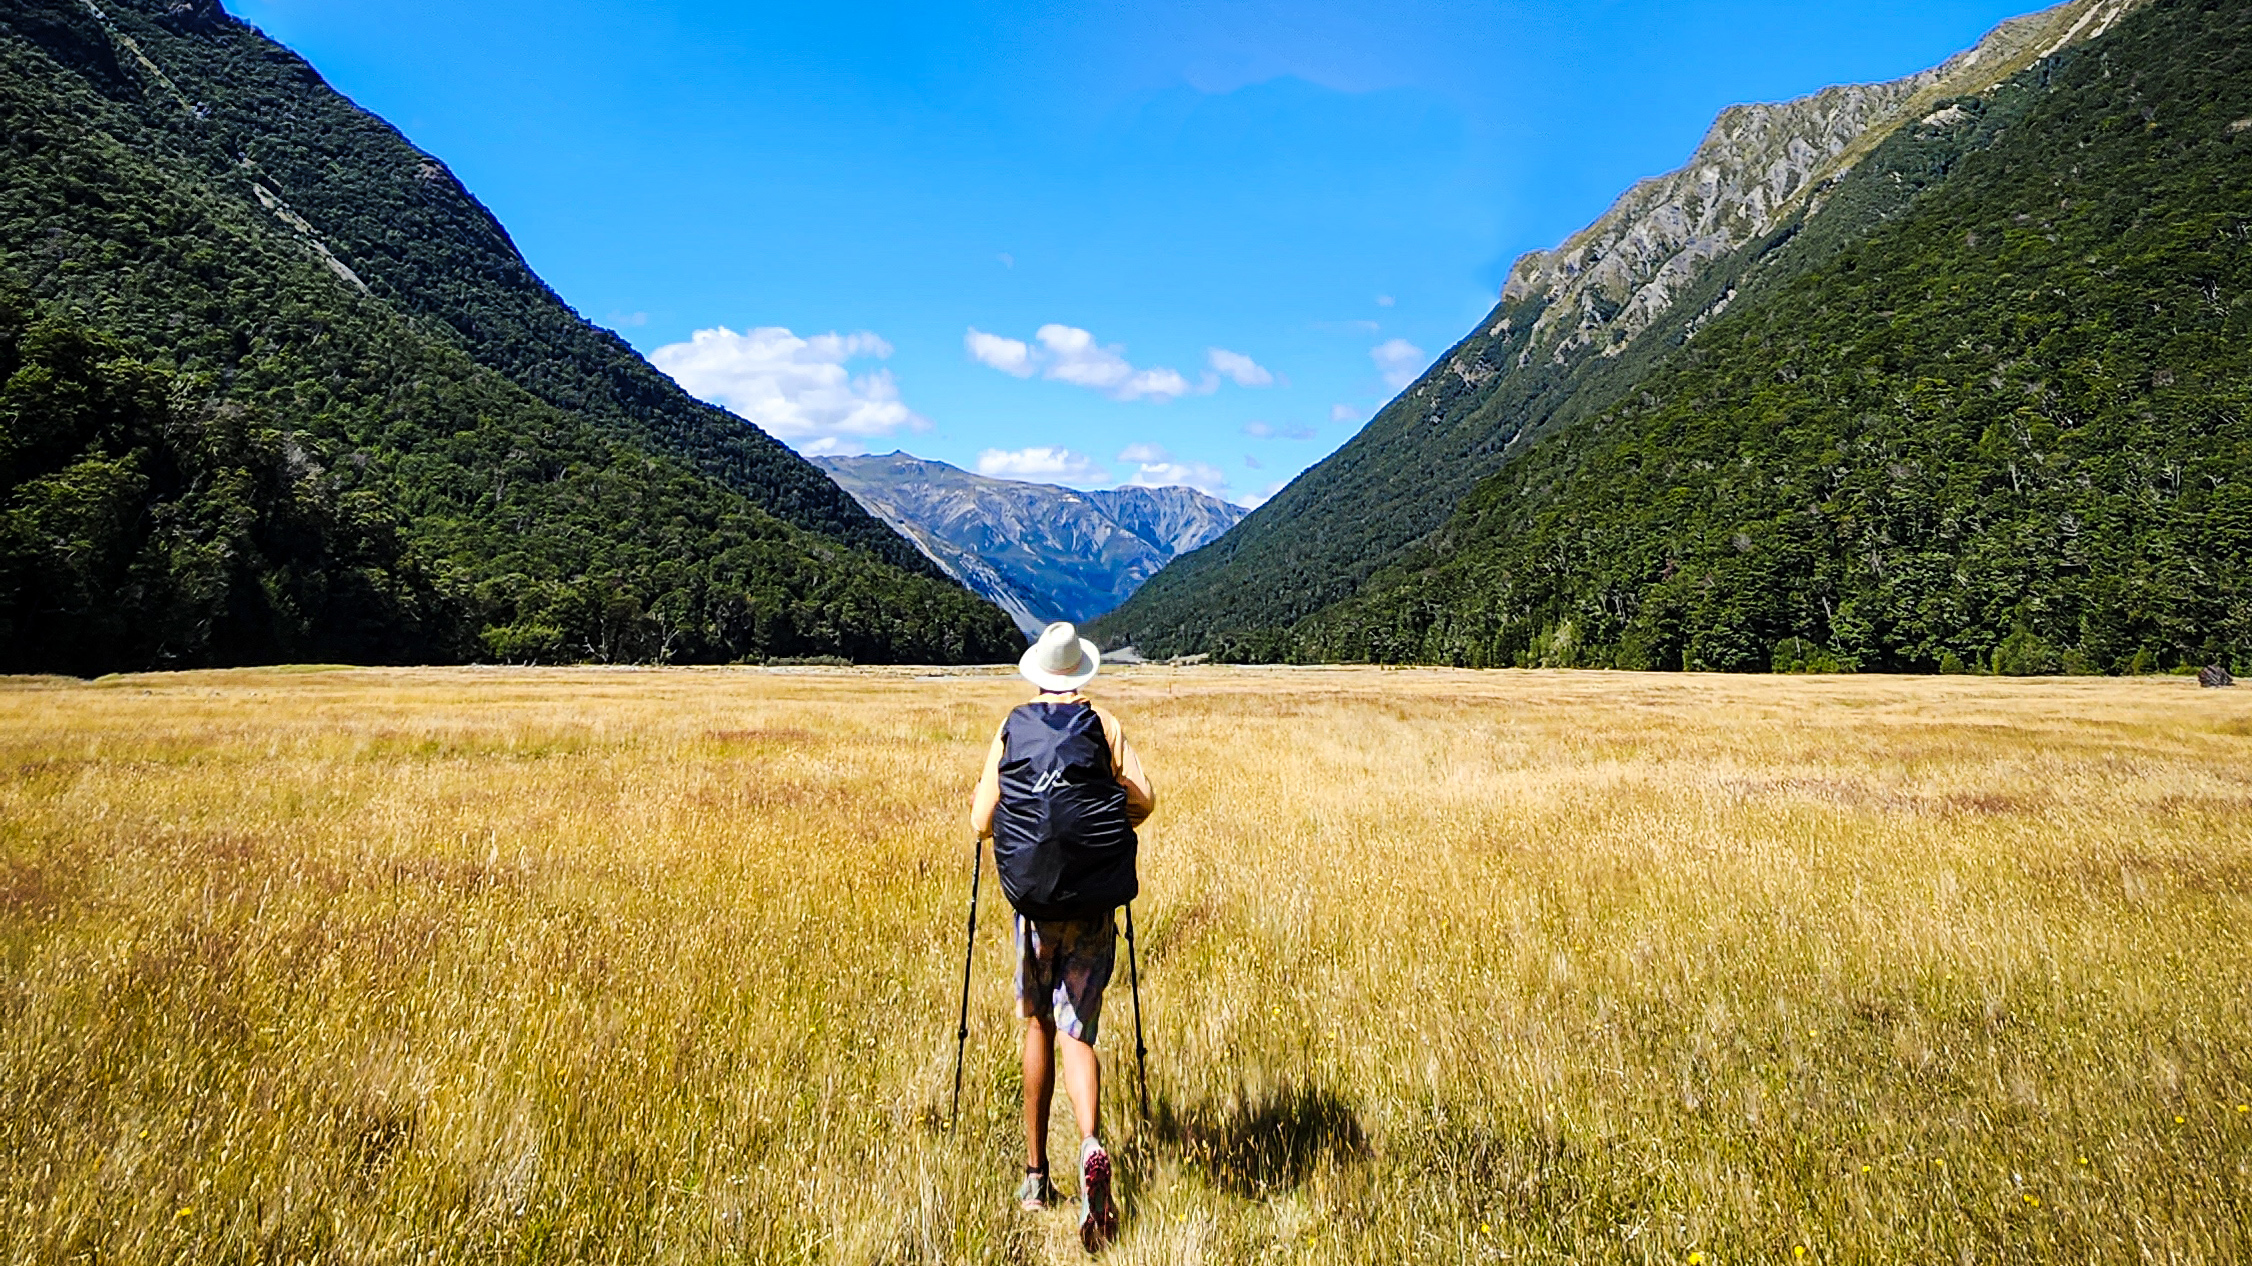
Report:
1019,621,1101,692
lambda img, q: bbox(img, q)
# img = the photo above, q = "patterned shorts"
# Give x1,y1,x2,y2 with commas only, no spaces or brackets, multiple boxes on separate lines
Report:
1014,913,1117,1045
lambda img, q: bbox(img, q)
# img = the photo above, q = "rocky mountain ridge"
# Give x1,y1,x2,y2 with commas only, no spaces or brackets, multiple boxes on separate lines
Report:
1502,0,2149,367
816,454,1245,636
1093,0,2159,658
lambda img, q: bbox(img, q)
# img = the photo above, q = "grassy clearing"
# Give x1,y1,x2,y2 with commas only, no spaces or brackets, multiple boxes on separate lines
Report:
1,665,2248,1264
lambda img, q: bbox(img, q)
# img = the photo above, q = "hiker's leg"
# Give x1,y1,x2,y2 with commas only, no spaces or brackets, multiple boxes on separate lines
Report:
1022,1015,1057,1171
1058,1029,1101,1144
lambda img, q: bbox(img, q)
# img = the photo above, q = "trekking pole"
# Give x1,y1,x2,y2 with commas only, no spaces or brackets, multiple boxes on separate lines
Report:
950,835,983,1129
1124,901,1150,1124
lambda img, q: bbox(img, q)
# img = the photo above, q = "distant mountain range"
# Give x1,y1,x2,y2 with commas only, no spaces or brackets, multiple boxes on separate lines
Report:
0,0,1017,672
1097,0,2252,676
816,453,1245,637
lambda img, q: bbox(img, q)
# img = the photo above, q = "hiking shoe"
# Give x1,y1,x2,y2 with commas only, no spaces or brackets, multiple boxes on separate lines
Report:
1016,1168,1056,1212
1078,1138,1118,1251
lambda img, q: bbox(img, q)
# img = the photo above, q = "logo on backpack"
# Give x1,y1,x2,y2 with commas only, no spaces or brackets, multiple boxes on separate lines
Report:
1031,769,1068,794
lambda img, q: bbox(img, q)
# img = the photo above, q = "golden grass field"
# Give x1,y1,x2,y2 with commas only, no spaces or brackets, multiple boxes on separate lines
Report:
2,664,2249,1264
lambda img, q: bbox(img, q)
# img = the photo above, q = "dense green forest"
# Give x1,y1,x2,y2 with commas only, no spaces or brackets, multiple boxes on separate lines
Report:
1298,0,2252,674
0,0,1019,672
0,300,449,672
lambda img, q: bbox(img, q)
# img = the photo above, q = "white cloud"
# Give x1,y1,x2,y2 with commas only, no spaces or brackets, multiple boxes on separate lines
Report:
1330,403,1361,423
1236,479,1290,510
1245,454,1263,469
1375,295,1396,308
1040,325,1210,401
965,328,1036,377
1117,444,1231,498
1130,460,1234,496
1207,348,1273,388
966,324,1227,402
650,325,925,456
1242,420,1315,440
975,446,1113,485
1371,338,1428,391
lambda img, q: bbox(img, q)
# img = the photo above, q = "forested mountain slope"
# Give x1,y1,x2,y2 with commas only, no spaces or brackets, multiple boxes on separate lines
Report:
817,453,1244,634
54,0,931,576
0,0,1018,672
1093,0,2152,659
1302,0,2252,674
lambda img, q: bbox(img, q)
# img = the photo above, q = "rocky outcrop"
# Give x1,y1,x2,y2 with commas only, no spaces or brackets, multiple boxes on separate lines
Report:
154,0,229,36
816,453,1247,636
1502,0,2148,365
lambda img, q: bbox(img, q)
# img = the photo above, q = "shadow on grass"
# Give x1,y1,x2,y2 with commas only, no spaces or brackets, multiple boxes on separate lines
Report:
1136,1080,1368,1197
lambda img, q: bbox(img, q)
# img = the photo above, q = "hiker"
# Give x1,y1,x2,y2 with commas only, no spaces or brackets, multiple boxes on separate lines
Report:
971,620,1154,1250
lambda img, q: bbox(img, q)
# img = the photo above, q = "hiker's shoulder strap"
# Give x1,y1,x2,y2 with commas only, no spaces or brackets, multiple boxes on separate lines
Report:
999,698,1059,752
998,697,1054,737
1001,698,1107,763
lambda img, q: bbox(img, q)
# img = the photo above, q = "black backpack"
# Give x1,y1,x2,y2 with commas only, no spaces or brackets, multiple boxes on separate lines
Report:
992,700,1138,920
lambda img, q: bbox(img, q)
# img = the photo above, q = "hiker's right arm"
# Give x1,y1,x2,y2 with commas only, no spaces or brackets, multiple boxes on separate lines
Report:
1096,708,1155,827
969,726,1005,839
1117,734,1154,828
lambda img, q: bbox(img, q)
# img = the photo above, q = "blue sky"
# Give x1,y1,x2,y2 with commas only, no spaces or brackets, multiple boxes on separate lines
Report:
234,0,2043,506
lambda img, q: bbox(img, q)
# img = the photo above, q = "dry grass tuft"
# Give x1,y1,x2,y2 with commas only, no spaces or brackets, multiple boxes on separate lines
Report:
2,665,2249,1263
